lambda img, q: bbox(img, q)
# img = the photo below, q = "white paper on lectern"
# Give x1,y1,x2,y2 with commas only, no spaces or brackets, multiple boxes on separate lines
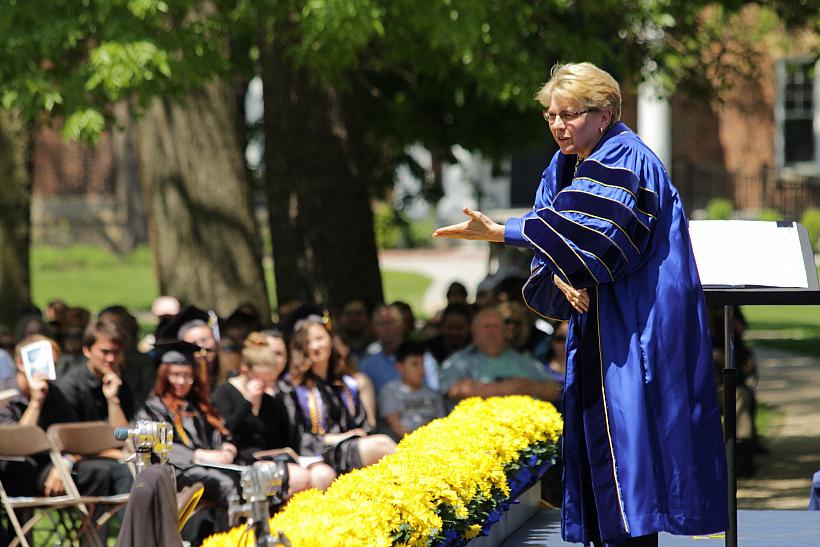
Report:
689,220,809,288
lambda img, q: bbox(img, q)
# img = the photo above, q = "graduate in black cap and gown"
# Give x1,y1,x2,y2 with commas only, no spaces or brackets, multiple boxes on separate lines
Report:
154,305,223,392
135,341,238,539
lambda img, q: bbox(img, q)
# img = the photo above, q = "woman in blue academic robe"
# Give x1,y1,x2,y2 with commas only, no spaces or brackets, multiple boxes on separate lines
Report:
434,62,727,546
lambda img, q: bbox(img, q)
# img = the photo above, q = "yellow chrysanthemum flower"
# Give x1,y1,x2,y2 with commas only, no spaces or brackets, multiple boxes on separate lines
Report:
203,396,562,547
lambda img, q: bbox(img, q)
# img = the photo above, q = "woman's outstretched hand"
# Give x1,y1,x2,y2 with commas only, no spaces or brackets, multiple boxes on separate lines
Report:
432,207,505,242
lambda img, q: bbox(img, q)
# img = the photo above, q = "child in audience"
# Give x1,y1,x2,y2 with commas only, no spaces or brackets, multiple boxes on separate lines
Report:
378,341,446,441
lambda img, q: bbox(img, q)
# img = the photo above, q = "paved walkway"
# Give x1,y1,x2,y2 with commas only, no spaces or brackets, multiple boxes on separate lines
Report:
380,244,489,315
737,345,820,509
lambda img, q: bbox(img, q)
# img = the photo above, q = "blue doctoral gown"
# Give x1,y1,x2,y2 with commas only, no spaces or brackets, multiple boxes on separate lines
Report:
504,122,727,544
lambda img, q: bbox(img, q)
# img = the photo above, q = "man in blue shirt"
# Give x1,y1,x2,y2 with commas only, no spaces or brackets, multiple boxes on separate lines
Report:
438,307,560,404
359,304,405,393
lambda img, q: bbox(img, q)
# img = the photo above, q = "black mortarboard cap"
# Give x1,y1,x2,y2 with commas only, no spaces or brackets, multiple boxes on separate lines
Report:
154,305,211,343
225,303,262,327
278,303,327,337
154,339,200,367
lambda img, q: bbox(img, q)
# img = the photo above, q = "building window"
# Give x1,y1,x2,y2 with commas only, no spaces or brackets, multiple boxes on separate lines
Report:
776,57,818,174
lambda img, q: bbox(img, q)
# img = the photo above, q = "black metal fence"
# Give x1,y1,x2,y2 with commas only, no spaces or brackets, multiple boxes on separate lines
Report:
672,162,820,221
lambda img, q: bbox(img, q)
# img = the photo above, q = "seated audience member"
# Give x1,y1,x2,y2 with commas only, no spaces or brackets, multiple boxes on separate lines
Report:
421,282,470,341
392,300,420,342
52,319,135,495
45,299,67,331
438,307,560,404
55,306,91,375
333,335,377,429
138,295,181,353
136,341,238,540
474,287,498,309
213,332,335,491
217,337,242,377
378,341,446,442
360,304,406,392
14,312,52,343
493,276,528,303
337,299,375,363
710,305,760,476
1,335,132,547
445,281,469,305
0,324,15,355
55,318,135,428
0,347,14,391
498,301,551,365
99,305,156,411
0,336,67,499
159,305,223,390
222,304,262,346
283,316,396,475
424,303,473,366
545,321,568,383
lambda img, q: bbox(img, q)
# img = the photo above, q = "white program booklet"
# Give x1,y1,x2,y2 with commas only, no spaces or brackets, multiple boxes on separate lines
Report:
689,220,810,288
20,340,57,382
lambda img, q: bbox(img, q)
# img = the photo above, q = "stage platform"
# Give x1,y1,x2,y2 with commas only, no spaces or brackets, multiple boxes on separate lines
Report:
499,509,820,546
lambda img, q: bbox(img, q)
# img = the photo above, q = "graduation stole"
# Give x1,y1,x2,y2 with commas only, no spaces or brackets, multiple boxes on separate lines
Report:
298,381,327,435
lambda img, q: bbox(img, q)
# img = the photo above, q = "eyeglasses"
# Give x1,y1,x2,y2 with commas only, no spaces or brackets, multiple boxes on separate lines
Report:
543,109,595,125
168,372,195,384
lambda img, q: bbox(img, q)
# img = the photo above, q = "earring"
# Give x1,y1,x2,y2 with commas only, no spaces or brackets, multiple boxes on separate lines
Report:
599,127,604,134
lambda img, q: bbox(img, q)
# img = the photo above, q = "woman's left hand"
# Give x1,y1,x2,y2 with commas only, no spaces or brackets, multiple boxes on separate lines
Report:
553,274,589,313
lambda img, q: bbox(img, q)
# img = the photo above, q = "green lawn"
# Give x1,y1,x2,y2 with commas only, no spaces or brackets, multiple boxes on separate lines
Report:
32,245,158,312
31,244,431,319
742,305,820,356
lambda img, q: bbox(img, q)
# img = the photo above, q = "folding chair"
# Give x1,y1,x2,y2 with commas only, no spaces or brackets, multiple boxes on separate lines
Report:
176,482,204,531
0,388,18,407
47,421,131,545
0,424,86,547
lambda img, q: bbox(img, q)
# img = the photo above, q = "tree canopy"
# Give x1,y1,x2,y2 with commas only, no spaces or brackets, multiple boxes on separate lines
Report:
1,0,813,314
0,0,223,139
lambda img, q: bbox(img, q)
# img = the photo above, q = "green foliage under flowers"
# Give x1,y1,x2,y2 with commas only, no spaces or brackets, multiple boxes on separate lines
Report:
706,198,735,220
800,207,820,251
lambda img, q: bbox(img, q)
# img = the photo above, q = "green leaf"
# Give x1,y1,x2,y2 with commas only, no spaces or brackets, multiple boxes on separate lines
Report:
62,108,106,142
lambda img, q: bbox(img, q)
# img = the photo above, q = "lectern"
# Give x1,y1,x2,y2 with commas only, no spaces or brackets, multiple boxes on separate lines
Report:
690,220,820,547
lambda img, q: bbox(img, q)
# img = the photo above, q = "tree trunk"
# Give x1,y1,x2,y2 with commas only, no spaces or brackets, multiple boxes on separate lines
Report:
135,80,270,320
112,101,147,251
260,35,384,314
0,110,31,328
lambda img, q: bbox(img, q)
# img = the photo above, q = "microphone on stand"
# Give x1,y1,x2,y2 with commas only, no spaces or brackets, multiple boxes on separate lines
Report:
114,420,174,476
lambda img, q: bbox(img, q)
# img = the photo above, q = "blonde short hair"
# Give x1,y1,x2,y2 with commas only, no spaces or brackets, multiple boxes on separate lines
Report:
535,62,621,125
241,332,277,369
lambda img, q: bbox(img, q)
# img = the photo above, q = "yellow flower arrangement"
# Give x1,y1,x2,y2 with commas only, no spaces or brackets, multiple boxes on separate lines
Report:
203,396,562,547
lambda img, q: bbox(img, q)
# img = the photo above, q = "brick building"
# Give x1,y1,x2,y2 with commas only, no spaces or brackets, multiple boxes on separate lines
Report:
31,107,146,251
